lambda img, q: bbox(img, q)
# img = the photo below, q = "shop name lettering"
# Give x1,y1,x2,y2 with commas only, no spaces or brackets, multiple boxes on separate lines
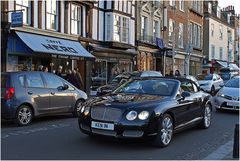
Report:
41,39,77,53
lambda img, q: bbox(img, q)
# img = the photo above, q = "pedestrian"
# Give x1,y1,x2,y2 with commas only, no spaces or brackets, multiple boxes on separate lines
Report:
42,66,48,72
73,68,83,90
175,70,181,76
56,66,63,77
169,70,174,77
38,65,43,71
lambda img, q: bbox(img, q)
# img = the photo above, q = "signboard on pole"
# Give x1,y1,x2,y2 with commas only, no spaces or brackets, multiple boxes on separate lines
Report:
11,12,23,27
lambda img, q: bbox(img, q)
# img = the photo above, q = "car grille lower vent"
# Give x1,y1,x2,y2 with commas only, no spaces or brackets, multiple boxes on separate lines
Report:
91,107,122,122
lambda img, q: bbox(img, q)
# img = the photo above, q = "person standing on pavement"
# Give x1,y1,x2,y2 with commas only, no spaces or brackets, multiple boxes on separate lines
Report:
73,68,84,90
56,66,63,77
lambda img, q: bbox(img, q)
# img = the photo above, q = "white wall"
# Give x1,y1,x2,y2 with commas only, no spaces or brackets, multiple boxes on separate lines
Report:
209,18,235,62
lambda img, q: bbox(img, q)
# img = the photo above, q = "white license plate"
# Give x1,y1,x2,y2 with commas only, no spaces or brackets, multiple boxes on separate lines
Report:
91,121,114,130
227,102,239,106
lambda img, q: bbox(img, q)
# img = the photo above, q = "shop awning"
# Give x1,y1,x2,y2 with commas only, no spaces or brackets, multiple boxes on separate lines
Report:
16,31,95,60
216,61,228,68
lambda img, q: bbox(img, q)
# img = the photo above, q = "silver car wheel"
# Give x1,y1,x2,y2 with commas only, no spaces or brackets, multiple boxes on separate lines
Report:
204,105,211,128
18,107,32,125
161,117,173,145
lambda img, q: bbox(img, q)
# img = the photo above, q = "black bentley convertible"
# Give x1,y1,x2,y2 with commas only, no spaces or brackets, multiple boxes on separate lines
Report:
78,77,212,147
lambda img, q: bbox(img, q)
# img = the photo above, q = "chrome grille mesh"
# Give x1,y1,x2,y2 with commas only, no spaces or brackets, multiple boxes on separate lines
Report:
91,107,122,122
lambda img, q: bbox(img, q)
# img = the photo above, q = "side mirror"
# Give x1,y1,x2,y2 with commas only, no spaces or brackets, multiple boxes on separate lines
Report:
213,78,217,81
181,91,191,99
62,84,69,90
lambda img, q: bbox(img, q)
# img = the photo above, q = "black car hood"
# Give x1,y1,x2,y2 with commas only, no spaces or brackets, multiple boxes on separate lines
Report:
86,94,170,110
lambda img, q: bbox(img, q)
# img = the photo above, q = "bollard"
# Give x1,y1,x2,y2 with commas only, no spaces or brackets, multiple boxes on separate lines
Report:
233,123,239,158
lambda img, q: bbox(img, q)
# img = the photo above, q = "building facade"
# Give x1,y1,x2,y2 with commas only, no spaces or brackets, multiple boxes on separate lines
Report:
1,0,95,93
135,0,164,73
203,1,236,73
89,0,136,95
163,0,204,76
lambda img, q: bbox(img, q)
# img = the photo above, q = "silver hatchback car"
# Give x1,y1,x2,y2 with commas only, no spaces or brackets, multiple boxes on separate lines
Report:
1,71,87,126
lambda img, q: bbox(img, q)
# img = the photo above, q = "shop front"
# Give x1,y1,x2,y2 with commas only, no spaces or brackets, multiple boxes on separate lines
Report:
89,45,136,95
189,56,202,76
6,31,95,91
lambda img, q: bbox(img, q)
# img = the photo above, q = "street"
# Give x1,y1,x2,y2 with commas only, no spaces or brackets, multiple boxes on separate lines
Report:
1,110,238,160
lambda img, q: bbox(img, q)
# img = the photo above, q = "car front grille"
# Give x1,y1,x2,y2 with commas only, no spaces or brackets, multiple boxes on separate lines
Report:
223,95,240,101
91,107,122,122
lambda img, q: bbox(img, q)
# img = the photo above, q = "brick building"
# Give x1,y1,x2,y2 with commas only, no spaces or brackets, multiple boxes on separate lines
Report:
163,0,204,76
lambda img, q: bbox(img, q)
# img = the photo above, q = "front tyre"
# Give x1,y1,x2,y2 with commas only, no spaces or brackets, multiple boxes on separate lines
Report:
73,99,84,117
199,104,212,129
153,114,173,147
15,105,33,126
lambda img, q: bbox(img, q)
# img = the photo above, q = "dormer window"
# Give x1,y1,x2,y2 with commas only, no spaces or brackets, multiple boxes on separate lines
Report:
208,2,212,13
217,6,221,18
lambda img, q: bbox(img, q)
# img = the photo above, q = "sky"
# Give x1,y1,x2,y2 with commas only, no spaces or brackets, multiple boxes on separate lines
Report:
218,0,240,14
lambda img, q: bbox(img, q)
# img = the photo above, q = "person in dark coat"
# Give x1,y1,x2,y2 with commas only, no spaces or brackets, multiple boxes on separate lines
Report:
73,68,84,90
55,65,63,77
175,70,181,76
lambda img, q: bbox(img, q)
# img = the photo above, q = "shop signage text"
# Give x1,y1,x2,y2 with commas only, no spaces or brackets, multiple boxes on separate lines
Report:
11,12,23,27
42,39,78,54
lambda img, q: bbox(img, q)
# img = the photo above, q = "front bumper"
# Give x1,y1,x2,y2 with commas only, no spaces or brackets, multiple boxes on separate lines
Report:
213,96,240,111
78,114,159,138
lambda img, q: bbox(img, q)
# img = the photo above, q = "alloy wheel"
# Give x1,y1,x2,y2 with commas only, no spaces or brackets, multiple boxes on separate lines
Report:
18,107,32,125
161,116,173,145
204,105,211,128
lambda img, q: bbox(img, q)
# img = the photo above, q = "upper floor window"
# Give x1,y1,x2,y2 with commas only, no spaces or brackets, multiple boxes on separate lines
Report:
211,23,214,37
15,0,31,25
153,20,160,40
208,2,212,13
219,47,223,60
46,0,59,30
211,45,215,59
71,4,82,35
169,19,175,42
190,22,201,49
169,0,176,7
178,23,183,48
141,16,148,39
122,17,129,43
113,15,129,43
227,14,231,24
179,0,184,11
219,25,223,40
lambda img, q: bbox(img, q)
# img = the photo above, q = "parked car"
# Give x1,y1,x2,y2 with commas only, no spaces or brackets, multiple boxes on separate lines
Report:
96,71,162,96
1,71,87,126
197,73,223,95
213,76,240,111
78,77,212,147
219,67,239,84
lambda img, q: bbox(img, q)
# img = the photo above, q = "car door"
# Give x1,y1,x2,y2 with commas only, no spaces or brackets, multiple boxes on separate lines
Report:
179,81,201,121
42,73,74,113
25,73,50,113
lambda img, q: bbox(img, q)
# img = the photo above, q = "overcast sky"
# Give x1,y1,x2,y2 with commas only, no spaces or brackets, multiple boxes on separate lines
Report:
218,0,240,14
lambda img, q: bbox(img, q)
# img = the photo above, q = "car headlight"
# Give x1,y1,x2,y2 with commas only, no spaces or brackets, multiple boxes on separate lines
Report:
138,111,149,120
84,106,90,116
126,111,137,121
217,93,225,98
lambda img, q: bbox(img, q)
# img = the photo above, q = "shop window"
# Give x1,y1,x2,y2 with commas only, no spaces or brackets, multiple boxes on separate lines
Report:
91,60,107,90
46,0,59,30
15,0,31,25
26,73,44,88
43,74,64,89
